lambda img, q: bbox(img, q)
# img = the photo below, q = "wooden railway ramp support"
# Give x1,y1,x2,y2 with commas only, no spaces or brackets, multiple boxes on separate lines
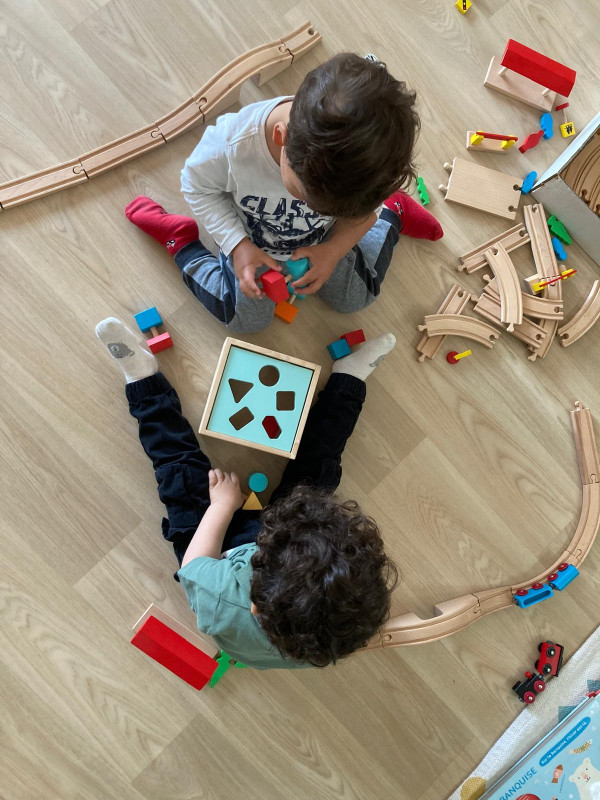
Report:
363,401,600,650
0,22,321,210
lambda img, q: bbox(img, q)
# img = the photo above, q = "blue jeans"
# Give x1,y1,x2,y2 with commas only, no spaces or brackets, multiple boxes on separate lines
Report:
174,208,400,333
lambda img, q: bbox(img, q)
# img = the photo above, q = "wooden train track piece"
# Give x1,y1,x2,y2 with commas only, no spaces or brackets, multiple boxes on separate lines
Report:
416,284,472,362
558,280,600,347
527,318,559,361
524,203,561,294
484,276,563,320
364,402,600,649
439,158,522,220
193,23,320,121
482,243,523,330
418,314,500,349
561,131,600,212
472,291,547,350
0,22,320,210
571,401,600,485
458,223,530,273
79,124,167,178
0,158,88,210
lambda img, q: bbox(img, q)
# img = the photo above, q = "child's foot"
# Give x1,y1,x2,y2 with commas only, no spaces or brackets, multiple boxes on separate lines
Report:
333,333,396,380
95,317,158,383
125,196,199,254
384,191,443,241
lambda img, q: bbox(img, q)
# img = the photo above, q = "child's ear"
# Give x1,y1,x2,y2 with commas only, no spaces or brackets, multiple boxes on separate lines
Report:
273,121,288,147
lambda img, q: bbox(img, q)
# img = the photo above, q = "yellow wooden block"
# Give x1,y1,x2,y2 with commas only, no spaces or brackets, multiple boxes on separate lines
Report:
242,491,263,511
455,0,471,12
560,121,576,138
501,139,516,150
470,133,484,145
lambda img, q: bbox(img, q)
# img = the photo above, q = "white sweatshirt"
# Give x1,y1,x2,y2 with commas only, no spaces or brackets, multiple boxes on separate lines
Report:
180,96,335,260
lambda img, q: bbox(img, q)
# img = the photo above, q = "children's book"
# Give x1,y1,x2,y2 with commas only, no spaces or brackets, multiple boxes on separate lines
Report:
481,692,600,800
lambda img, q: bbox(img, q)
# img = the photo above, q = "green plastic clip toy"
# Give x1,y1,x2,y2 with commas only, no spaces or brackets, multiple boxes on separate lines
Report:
416,176,430,206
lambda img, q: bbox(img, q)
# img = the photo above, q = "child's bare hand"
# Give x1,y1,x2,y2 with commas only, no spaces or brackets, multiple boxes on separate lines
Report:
208,469,244,513
290,243,338,294
231,238,281,299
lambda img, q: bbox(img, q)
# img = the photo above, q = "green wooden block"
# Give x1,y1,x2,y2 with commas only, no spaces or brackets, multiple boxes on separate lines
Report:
547,215,573,245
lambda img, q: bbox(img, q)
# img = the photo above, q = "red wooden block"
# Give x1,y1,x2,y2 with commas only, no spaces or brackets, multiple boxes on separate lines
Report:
262,415,282,439
260,270,289,303
341,329,366,346
501,39,576,96
555,101,569,111
146,331,173,353
131,616,217,690
518,130,544,154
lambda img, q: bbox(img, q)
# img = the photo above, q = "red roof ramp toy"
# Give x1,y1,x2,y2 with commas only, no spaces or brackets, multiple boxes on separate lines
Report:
484,39,576,112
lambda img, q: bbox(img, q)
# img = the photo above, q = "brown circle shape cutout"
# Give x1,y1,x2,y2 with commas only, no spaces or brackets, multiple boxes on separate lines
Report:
259,365,279,386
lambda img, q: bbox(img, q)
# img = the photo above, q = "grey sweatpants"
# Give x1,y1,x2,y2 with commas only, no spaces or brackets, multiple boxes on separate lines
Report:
173,208,400,333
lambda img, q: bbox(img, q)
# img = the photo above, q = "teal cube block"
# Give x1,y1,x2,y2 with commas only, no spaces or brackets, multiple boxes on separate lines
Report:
135,306,162,332
286,257,309,280
327,339,351,360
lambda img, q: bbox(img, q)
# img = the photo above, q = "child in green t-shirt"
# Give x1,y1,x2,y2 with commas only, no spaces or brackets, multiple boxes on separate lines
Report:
96,318,397,669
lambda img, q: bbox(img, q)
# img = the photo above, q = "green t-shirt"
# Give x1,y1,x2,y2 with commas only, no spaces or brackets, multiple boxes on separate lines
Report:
178,543,311,670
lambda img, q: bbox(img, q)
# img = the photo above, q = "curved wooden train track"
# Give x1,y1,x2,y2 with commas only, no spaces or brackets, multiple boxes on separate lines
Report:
417,314,500,348
483,276,563,320
364,401,600,649
558,280,600,347
0,22,320,210
483,243,523,330
561,130,600,214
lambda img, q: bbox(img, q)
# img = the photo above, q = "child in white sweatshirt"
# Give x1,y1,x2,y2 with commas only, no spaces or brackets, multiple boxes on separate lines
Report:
126,53,443,333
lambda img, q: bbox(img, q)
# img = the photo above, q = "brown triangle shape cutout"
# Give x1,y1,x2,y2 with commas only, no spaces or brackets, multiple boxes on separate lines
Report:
229,378,253,403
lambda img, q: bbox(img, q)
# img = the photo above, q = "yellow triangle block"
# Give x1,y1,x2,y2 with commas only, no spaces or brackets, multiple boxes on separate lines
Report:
242,491,263,511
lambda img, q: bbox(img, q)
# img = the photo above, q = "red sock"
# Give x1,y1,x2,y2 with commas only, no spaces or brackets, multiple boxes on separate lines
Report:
384,191,443,241
125,196,199,254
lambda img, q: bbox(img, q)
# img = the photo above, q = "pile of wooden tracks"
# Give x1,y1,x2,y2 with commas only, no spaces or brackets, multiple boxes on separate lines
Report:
417,203,600,359
0,22,320,210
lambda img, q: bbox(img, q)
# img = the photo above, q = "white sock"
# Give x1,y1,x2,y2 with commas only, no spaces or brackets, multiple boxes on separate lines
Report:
332,333,396,381
95,317,158,383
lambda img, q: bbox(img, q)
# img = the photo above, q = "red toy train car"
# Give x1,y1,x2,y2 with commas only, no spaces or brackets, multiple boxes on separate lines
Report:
536,641,564,677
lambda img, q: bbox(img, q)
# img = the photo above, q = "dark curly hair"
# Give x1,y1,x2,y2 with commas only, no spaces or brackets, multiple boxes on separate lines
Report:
250,485,398,667
285,52,420,219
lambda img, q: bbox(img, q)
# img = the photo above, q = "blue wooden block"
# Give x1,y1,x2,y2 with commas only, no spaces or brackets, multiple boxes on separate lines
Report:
135,306,162,332
286,257,309,280
514,584,554,609
540,112,554,140
286,257,309,299
548,564,579,591
327,339,352,360
521,171,537,195
248,472,268,493
552,237,568,261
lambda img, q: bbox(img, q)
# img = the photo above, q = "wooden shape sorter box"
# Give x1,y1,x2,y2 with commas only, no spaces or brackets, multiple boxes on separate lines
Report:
199,338,320,459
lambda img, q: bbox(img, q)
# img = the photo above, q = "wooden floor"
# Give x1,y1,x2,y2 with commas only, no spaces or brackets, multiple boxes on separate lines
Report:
1,1,600,798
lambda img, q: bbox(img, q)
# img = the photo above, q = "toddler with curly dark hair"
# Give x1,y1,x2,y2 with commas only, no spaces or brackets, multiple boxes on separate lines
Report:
97,317,398,668
125,52,443,334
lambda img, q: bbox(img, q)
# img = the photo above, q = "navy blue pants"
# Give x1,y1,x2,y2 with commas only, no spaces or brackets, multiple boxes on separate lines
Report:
126,371,366,571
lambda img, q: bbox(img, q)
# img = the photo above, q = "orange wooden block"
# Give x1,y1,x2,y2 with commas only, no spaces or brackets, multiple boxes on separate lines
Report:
274,301,298,323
